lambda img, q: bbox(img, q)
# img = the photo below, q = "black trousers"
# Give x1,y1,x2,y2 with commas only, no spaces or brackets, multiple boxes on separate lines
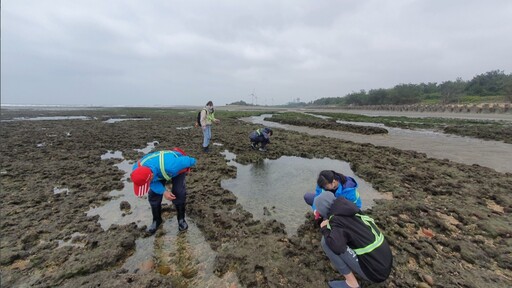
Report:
250,135,270,148
148,173,187,207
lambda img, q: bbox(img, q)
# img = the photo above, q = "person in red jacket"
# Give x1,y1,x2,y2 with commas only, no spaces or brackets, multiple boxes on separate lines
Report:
314,191,393,288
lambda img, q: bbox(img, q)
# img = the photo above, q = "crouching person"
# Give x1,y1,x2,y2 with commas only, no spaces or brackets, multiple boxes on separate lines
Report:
314,192,393,288
249,127,273,152
131,148,196,234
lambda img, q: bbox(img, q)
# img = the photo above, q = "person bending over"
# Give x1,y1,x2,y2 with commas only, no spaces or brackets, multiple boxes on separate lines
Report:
131,148,196,234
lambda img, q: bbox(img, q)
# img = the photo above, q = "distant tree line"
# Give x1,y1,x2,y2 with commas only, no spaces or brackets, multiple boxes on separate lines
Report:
228,100,252,106
311,70,512,106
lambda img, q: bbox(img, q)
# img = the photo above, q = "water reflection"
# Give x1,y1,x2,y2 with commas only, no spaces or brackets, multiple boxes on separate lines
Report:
89,145,240,286
86,156,150,230
100,150,123,160
244,114,512,173
220,150,385,236
136,141,159,154
2,116,92,122
103,118,150,124
53,187,70,195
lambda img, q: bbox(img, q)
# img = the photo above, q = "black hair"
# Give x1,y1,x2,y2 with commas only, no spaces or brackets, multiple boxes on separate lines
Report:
206,101,213,106
317,170,347,189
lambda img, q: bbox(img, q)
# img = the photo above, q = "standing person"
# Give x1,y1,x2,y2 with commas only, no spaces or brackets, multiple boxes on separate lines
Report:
314,192,393,288
130,148,196,234
200,101,220,153
304,170,361,221
249,127,273,152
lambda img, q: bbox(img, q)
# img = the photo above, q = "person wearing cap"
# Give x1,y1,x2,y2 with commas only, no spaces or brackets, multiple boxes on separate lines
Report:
249,127,273,152
200,100,220,153
304,170,361,222
131,148,197,234
314,192,393,288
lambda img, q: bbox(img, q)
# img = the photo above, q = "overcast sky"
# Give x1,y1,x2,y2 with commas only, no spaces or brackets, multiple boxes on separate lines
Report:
2,0,512,107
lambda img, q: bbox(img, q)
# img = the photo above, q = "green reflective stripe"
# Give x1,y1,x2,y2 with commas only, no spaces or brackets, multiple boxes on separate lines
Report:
140,153,160,165
207,112,215,121
354,189,360,204
353,213,384,255
256,129,262,135
326,215,334,230
159,151,179,180
159,152,171,180
140,151,179,181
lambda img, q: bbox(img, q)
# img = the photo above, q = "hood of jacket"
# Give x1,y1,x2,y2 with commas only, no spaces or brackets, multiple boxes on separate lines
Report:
329,196,360,217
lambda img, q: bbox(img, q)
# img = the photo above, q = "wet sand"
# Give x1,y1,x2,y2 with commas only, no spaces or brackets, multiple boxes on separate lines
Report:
1,108,511,287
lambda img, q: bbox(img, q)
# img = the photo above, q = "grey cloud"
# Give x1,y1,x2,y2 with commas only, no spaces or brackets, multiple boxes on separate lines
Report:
2,0,512,106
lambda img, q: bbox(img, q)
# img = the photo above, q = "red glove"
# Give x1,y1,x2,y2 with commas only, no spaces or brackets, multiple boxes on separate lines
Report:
314,210,321,220
314,210,324,227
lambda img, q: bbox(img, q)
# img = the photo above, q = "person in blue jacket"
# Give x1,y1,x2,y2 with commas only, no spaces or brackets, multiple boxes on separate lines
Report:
131,148,197,234
304,170,361,221
249,127,273,152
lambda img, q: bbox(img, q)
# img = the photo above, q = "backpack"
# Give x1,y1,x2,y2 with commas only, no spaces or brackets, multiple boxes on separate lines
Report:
196,109,206,127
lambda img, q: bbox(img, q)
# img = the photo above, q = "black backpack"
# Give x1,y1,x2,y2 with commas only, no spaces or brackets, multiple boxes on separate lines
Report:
196,109,206,127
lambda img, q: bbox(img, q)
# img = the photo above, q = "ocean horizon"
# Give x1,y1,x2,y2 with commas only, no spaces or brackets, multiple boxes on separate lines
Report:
0,103,203,110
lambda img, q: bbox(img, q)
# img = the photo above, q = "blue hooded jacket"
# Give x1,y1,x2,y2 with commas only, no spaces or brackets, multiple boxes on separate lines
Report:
312,175,361,211
132,150,196,194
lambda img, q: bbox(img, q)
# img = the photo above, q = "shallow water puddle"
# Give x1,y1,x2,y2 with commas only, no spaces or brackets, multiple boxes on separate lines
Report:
136,141,159,154
53,187,70,195
88,144,239,286
86,158,150,230
123,220,240,286
220,150,386,236
100,150,123,160
244,114,512,173
2,116,92,121
103,118,150,123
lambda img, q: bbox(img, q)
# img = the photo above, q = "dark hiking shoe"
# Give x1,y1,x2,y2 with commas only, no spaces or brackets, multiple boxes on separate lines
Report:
178,219,188,232
146,219,162,235
259,147,267,152
251,143,258,150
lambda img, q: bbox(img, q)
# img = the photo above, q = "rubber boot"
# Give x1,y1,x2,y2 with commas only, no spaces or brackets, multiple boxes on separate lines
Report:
176,204,188,232
146,205,162,234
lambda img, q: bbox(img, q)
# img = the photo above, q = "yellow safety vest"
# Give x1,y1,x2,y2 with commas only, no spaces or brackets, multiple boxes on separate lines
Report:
326,213,384,255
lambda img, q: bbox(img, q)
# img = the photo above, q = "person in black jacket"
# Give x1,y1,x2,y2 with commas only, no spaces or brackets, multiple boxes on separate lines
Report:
314,192,393,288
249,127,273,152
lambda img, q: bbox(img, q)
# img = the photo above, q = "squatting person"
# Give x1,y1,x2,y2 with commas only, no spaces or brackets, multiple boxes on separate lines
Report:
249,127,273,152
304,170,361,221
314,192,393,288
